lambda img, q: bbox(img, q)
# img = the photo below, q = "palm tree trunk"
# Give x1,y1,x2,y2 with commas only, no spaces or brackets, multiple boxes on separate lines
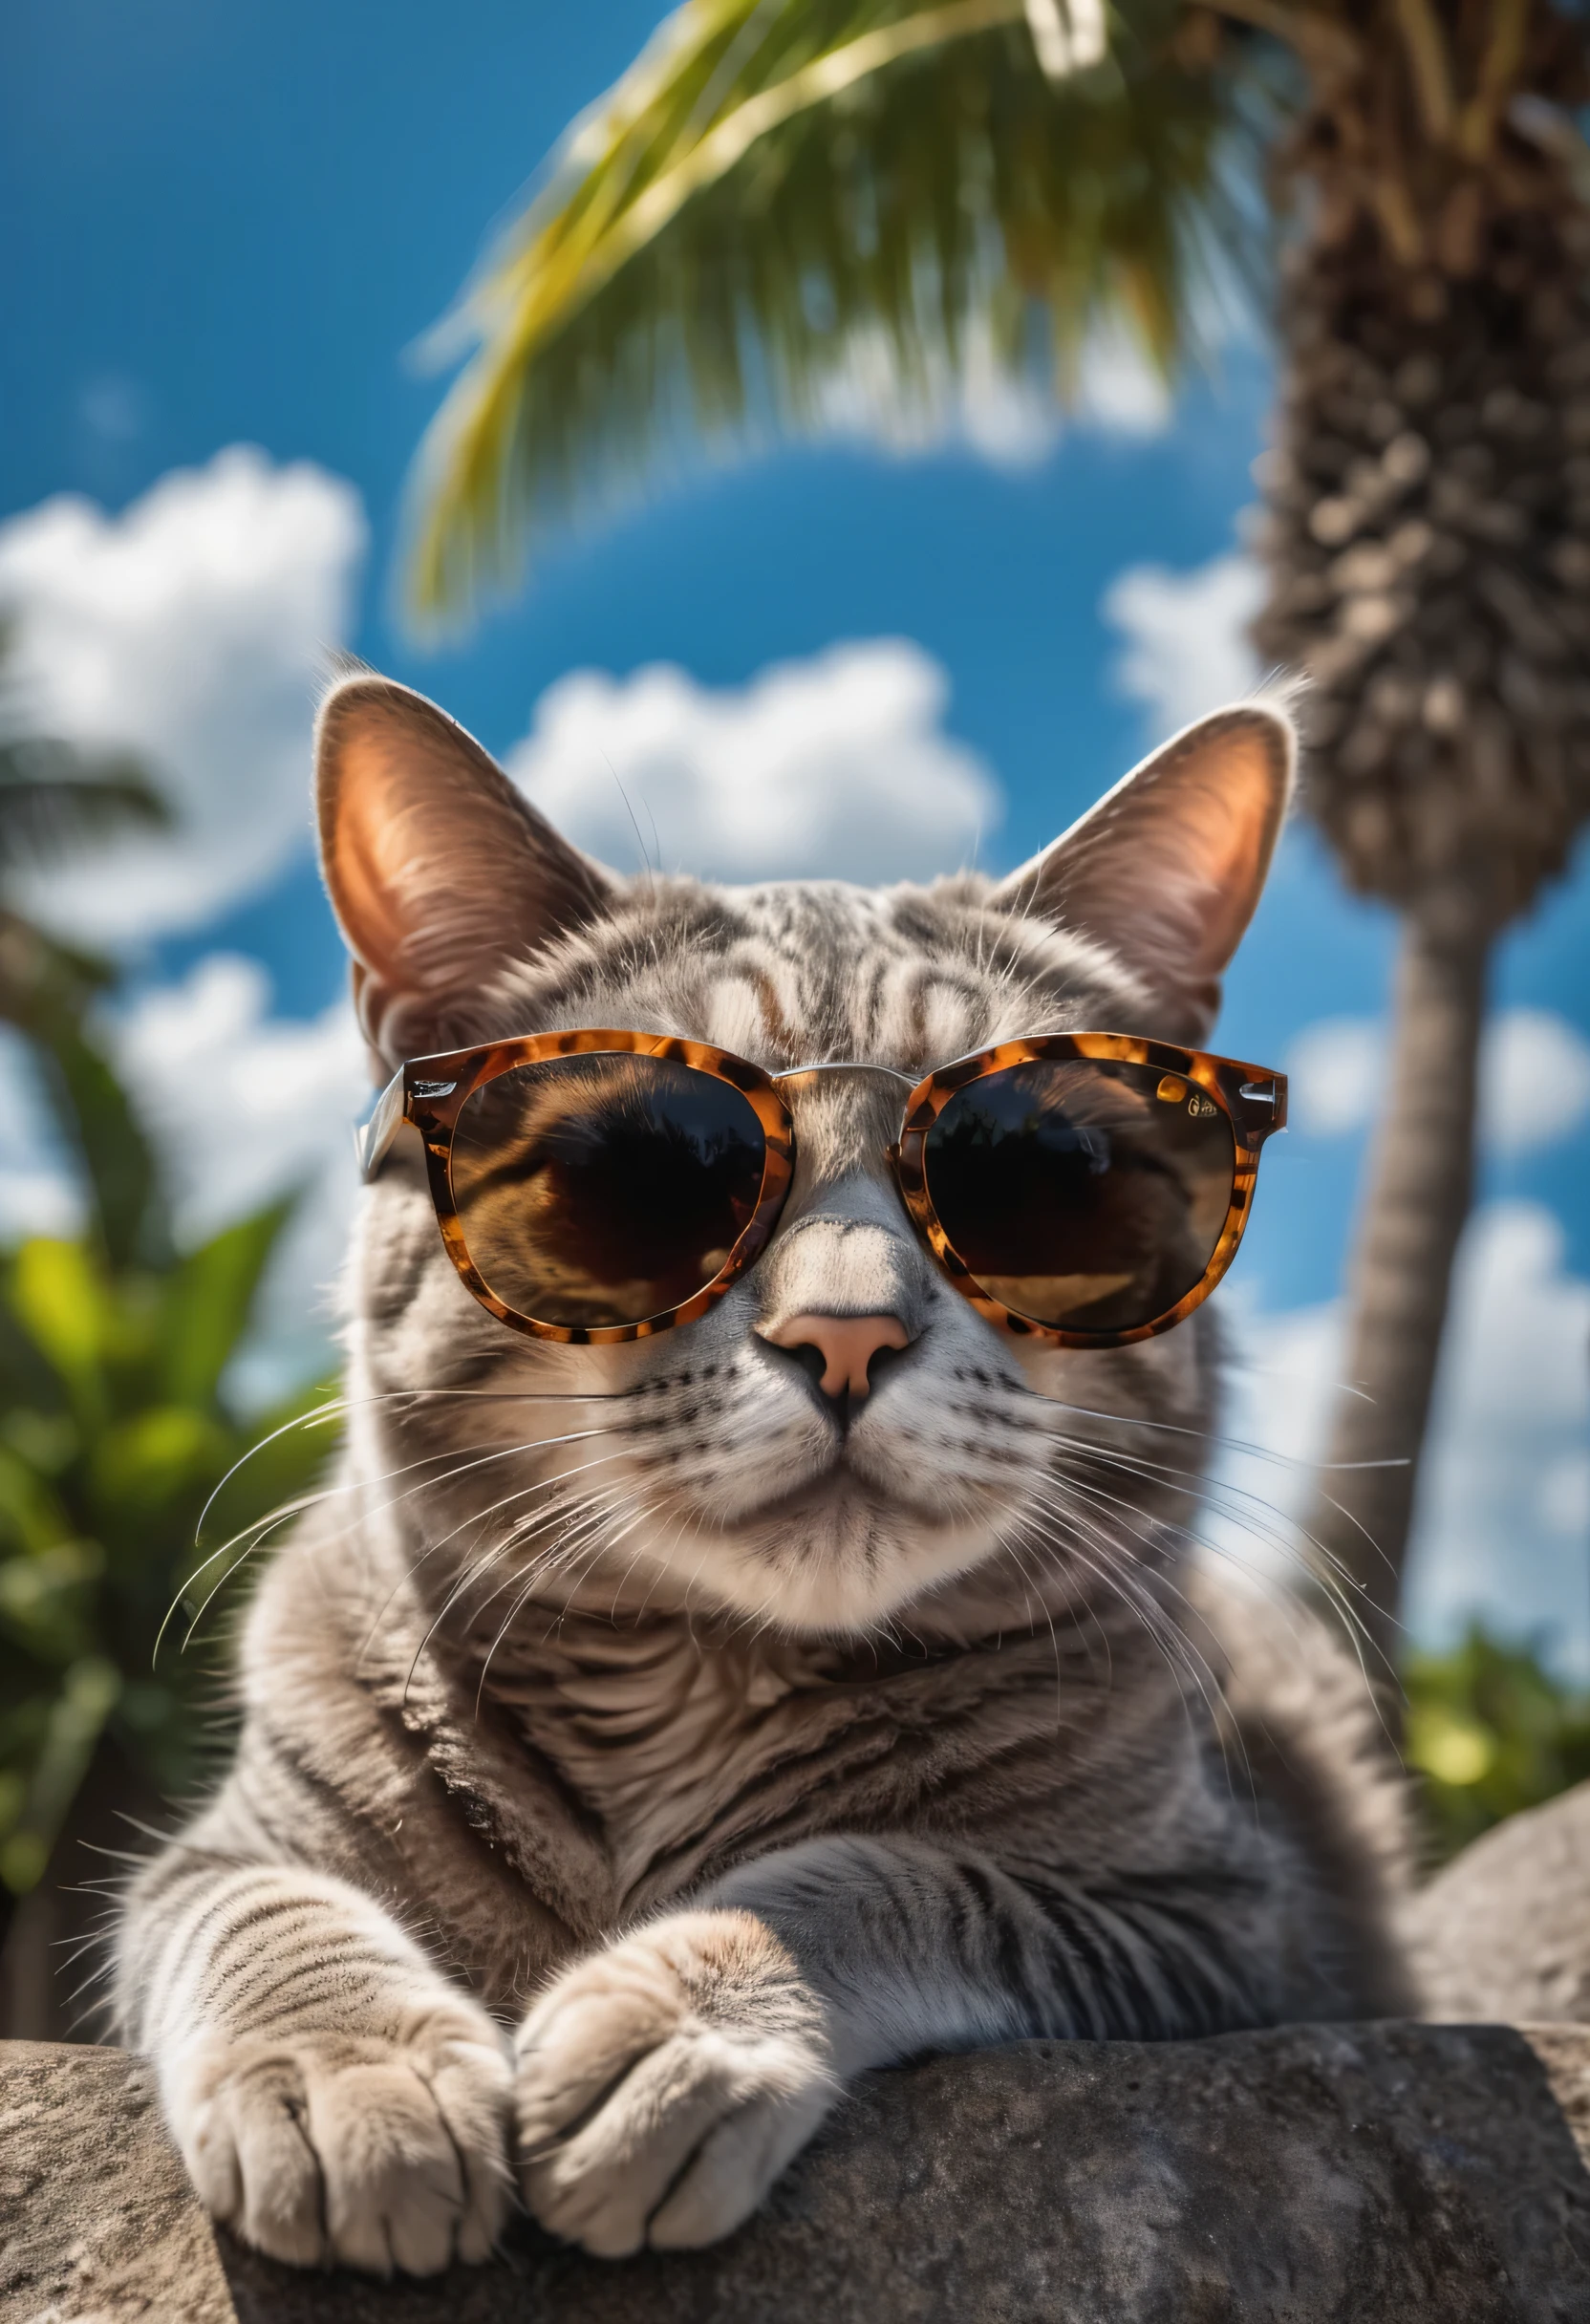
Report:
1308,891,1489,1685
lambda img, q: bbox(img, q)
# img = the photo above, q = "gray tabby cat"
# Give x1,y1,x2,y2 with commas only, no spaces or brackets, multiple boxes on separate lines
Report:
114,676,1410,2275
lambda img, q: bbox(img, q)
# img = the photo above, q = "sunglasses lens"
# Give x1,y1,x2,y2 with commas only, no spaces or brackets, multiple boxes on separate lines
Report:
922,1058,1235,1334
449,1054,768,1329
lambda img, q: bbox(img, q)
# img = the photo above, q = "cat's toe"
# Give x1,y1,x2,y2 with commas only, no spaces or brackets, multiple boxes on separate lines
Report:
186,2049,328,2267
644,2081,833,2248
514,1908,835,2255
306,2046,507,2272
170,2016,513,2274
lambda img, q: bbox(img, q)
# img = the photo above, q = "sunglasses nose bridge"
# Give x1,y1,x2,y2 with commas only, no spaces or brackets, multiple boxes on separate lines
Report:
771,1063,913,1193
754,1108,935,1335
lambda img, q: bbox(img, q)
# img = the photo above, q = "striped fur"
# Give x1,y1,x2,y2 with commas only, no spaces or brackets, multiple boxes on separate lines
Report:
115,683,1412,2270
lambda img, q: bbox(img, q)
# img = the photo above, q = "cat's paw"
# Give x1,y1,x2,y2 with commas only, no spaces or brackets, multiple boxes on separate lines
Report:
514,1908,836,2256
166,1998,513,2273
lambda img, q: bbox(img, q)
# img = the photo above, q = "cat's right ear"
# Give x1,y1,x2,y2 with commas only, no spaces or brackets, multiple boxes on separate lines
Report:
316,674,613,1072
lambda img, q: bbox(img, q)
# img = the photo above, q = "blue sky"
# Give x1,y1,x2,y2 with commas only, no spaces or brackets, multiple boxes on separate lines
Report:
4,0,1588,1662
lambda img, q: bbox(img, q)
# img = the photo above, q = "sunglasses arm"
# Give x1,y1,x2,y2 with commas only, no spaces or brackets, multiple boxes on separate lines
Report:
356,1066,409,1182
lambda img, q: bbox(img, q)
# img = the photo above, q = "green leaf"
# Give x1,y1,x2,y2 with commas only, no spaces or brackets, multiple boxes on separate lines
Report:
0,754,169,875
33,1023,167,1270
161,1196,299,1409
90,1406,230,1525
0,1409,78,1476
0,1442,74,1556
1405,1625,1590,1863
1405,1702,1495,1788
0,905,116,1032
10,1237,108,1413
0,618,168,876
0,1539,104,1660
0,1653,120,1895
409,0,1262,619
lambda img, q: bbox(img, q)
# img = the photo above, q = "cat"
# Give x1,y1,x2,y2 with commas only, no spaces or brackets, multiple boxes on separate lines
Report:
113,673,1411,2275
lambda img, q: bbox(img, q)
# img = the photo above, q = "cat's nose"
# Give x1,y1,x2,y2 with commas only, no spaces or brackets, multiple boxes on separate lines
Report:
758,1313,912,1400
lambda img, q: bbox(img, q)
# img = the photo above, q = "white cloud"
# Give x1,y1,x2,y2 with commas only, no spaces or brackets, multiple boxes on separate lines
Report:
505,638,1002,884
116,955,364,1240
0,445,366,943
814,317,1170,473
114,956,369,1398
1540,1451,1590,1539
1283,1007,1590,1157
1214,1201,1590,1676
1284,1017,1386,1139
1408,1202,1590,1670
0,958,369,1403
1103,549,1264,740
1481,1007,1590,1157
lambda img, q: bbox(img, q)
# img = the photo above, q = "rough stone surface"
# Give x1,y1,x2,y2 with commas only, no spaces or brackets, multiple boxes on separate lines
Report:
0,2042,234,2324
1407,1780,1590,2024
6,2024,1590,2323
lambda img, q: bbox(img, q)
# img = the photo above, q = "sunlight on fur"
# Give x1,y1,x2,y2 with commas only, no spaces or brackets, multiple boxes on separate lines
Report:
112,677,1414,2274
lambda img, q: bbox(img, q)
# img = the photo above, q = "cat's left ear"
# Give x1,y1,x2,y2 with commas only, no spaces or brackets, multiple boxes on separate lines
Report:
316,673,614,1071
992,702,1295,1042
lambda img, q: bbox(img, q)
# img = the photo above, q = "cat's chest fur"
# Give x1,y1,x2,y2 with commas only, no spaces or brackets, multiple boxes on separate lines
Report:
478,1616,846,1897
453,1591,1190,1931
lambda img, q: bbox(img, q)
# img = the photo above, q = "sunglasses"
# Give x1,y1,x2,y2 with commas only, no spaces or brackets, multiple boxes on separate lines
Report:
359,1031,1286,1351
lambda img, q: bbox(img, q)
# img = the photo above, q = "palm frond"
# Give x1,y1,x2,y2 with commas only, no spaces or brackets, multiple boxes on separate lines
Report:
0,744,169,879
408,0,1269,621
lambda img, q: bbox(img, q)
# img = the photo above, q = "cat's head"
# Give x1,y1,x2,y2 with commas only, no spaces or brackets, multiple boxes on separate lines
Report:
317,674,1291,1640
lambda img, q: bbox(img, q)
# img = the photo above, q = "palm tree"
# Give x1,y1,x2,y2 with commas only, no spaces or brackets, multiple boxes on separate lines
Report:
0,627,174,1269
0,622,169,1051
0,637,336,2034
406,0,1590,1676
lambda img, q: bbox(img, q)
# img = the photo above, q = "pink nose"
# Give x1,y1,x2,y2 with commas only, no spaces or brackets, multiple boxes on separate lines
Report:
759,1313,911,1399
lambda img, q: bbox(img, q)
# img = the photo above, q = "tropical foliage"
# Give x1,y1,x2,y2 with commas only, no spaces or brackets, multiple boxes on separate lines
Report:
1,620,170,1043
0,643,337,1920
1405,1626,1590,1864
0,1204,336,1904
408,0,1265,616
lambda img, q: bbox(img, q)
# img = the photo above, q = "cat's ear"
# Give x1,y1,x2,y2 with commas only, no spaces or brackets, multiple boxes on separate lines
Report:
992,702,1295,1042
316,673,613,1069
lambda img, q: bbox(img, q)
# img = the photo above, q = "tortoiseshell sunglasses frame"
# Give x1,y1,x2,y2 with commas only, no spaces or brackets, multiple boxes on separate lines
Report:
358,1029,1286,1350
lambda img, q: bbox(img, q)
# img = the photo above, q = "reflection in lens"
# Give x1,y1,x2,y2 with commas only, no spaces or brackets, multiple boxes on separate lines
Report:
922,1058,1235,1333
450,1054,768,1328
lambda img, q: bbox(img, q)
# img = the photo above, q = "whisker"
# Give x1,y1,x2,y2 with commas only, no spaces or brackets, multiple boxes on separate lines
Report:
1013,1379,1402,1611
1049,1441,1397,1684
1009,1384,1409,1476
161,1437,524,1662
471,1496,657,1700
1012,1505,1251,1797
396,1458,642,1688
1053,1431,1389,1601
168,1421,639,1661
191,1381,651,1545
365,1437,641,1633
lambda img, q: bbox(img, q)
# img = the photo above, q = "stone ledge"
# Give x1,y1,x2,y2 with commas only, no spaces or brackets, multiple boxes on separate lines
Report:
5,2023,1590,2324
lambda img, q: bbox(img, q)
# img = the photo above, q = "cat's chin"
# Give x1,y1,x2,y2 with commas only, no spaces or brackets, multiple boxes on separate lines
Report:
658,1469,1016,1635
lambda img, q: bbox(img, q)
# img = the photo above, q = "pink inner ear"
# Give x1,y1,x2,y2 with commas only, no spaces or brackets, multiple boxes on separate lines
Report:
325,732,427,980
993,706,1294,1039
315,676,612,1065
1140,721,1291,978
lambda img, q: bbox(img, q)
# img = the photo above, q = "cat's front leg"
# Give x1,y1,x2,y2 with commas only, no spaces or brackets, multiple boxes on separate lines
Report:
120,1851,513,2274
514,1906,837,2256
514,1837,1052,2254
516,1831,1257,2254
